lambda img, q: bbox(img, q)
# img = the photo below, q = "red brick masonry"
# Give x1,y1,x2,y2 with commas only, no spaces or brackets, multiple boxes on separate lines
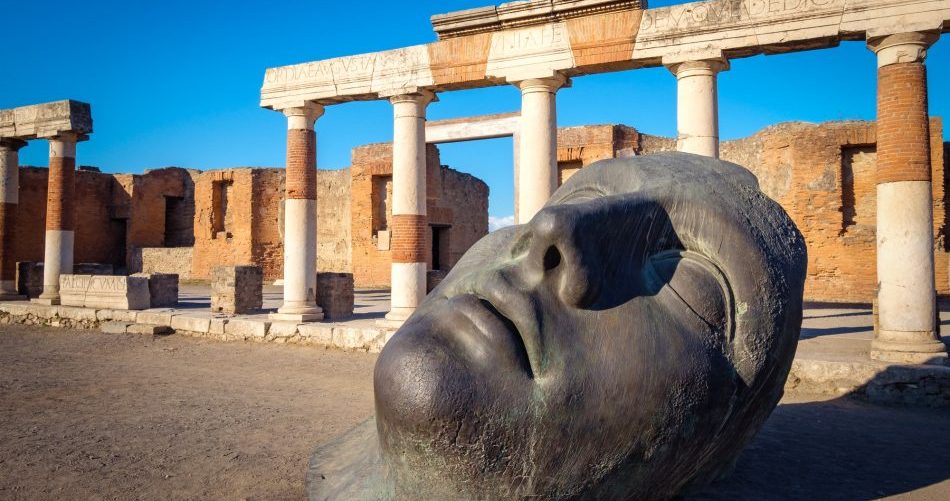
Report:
391,214,427,263
0,203,15,281
46,156,75,231
286,129,317,199
877,62,931,184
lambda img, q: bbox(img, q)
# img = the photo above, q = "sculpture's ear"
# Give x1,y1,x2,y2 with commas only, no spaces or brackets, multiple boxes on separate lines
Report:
647,250,731,341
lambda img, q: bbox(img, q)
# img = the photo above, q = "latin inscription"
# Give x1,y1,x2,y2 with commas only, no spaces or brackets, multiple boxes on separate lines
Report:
61,275,129,293
263,55,375,87
490,23,566,57
640,0,843,32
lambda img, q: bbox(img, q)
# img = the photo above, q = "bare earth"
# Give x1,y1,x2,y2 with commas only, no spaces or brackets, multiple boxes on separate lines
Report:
0,325,947,500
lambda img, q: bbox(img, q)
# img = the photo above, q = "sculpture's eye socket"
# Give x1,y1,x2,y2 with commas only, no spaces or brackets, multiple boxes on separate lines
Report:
555,186,607,206
646,250,731,336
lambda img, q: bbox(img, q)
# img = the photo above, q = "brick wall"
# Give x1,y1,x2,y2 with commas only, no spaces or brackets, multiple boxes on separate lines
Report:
191,169,255,280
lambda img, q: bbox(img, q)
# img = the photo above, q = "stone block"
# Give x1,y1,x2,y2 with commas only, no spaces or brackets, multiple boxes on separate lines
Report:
316,272,354,320
298,324,334,345
128,323,173,335
137,310,175,326
15,262,44,298
170,315,211,334
224,318,269,339
96,309,138,322
59,275,150,310
133,273,179,308
211,266,263,314
56,306,98,322
209,317,228,335
269,322,300,339
100,322,130,334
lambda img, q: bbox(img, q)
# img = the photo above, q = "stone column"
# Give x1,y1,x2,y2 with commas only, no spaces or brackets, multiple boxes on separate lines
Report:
35,133,79,305
665,57,728,158
271,103,324,322
868,31,947,364
383,91,435,327
516,75,567,224
0,138,27,300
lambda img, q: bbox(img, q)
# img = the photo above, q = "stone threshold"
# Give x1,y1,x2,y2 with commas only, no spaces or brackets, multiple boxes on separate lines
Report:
786,355,950,408
0,301,396,353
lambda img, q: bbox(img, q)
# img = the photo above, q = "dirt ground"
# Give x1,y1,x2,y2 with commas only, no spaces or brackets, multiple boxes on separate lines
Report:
0,325,947,500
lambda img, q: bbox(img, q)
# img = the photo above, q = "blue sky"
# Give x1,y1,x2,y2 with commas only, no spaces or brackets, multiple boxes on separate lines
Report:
1,0,948,221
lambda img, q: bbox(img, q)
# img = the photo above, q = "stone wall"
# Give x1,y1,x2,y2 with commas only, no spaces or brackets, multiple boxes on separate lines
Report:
191,169,256,280
129,247,194,280
317,169,351,273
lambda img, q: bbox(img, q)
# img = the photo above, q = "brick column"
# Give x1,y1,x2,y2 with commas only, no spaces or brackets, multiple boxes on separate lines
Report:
35,133,79,305
515,75,567,224
868,31,947,364
382,91,435,327
0,138,27,300
271,102,325,322
665,56,728,158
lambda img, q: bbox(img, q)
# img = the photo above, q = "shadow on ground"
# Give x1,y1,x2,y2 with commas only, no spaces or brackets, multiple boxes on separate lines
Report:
689,394,950,500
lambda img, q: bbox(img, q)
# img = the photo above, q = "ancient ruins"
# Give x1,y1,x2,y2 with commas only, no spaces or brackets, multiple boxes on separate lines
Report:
0,0,948,363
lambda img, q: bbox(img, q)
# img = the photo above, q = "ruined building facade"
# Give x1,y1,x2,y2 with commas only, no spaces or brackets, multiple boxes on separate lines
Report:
10,118,950,303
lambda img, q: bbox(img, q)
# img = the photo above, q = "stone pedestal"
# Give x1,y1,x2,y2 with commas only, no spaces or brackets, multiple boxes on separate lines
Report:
36,133,80,305
316,272,354,320
665,55,728,158
867,31,947,365
382,92,435,327
212,266,263,315
59,274,151,310
273,103,324,322
16,262,44,299
133,272,179,308
515,75,566,224
0,139,26,300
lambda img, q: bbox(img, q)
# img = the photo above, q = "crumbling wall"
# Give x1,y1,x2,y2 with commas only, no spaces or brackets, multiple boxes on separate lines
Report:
317,169,351,273
250,169,284,281
191,169,255,280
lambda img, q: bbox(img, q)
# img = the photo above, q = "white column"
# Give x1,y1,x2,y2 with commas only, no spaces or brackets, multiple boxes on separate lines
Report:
0,138,27,299
35,133,79,305
271,102,325,322
382,91,435,327
665,58,728,158
516,75,567,224
868,31,946,364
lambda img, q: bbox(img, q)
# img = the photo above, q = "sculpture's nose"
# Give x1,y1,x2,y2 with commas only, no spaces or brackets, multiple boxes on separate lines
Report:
515,205,600,308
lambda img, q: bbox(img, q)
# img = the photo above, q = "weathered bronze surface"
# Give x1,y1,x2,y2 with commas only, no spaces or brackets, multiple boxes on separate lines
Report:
309,152,808,500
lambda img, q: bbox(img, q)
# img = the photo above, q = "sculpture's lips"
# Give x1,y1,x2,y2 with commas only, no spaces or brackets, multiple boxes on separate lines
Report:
447,293,535,378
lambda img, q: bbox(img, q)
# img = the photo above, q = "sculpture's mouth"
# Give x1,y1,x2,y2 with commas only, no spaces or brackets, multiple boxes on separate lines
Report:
449,293,535,378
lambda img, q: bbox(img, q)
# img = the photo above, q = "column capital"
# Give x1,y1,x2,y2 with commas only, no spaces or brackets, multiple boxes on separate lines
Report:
389,90,437,119
867,31,939,68
279,102,325,130
664,58,729,78
515,74,570,94
0,138,27,152
48,132,80,158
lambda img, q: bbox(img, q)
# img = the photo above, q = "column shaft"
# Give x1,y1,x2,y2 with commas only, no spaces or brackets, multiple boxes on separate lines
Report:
0,139,27,299
36,134,78,305
668,59,726,158
517,76,565,223
869,31,946,364
384,92,434,326
273,103,325,322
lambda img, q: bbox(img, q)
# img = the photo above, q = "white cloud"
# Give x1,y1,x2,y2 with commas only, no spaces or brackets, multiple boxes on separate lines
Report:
488,215,515,232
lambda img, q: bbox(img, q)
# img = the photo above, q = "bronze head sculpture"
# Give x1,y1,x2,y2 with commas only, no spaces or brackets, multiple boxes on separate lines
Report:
309,152,808,500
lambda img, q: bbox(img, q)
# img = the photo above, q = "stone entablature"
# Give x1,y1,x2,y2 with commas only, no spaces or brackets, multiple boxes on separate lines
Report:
0,100,93,140
260,0,950,107
432,0,645,39
59,274,150,310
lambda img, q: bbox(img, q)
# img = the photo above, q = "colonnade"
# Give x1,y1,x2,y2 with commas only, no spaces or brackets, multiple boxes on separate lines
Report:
0,131,86,305
267,29,946,364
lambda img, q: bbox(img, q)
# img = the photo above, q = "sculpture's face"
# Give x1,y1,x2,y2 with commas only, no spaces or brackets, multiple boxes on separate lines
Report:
373,154,805,499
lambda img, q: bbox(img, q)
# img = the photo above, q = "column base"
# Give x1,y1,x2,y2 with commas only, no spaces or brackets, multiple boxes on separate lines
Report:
378,307,415,328
871,330,948,365
271,304,324,323
32,297,60,306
